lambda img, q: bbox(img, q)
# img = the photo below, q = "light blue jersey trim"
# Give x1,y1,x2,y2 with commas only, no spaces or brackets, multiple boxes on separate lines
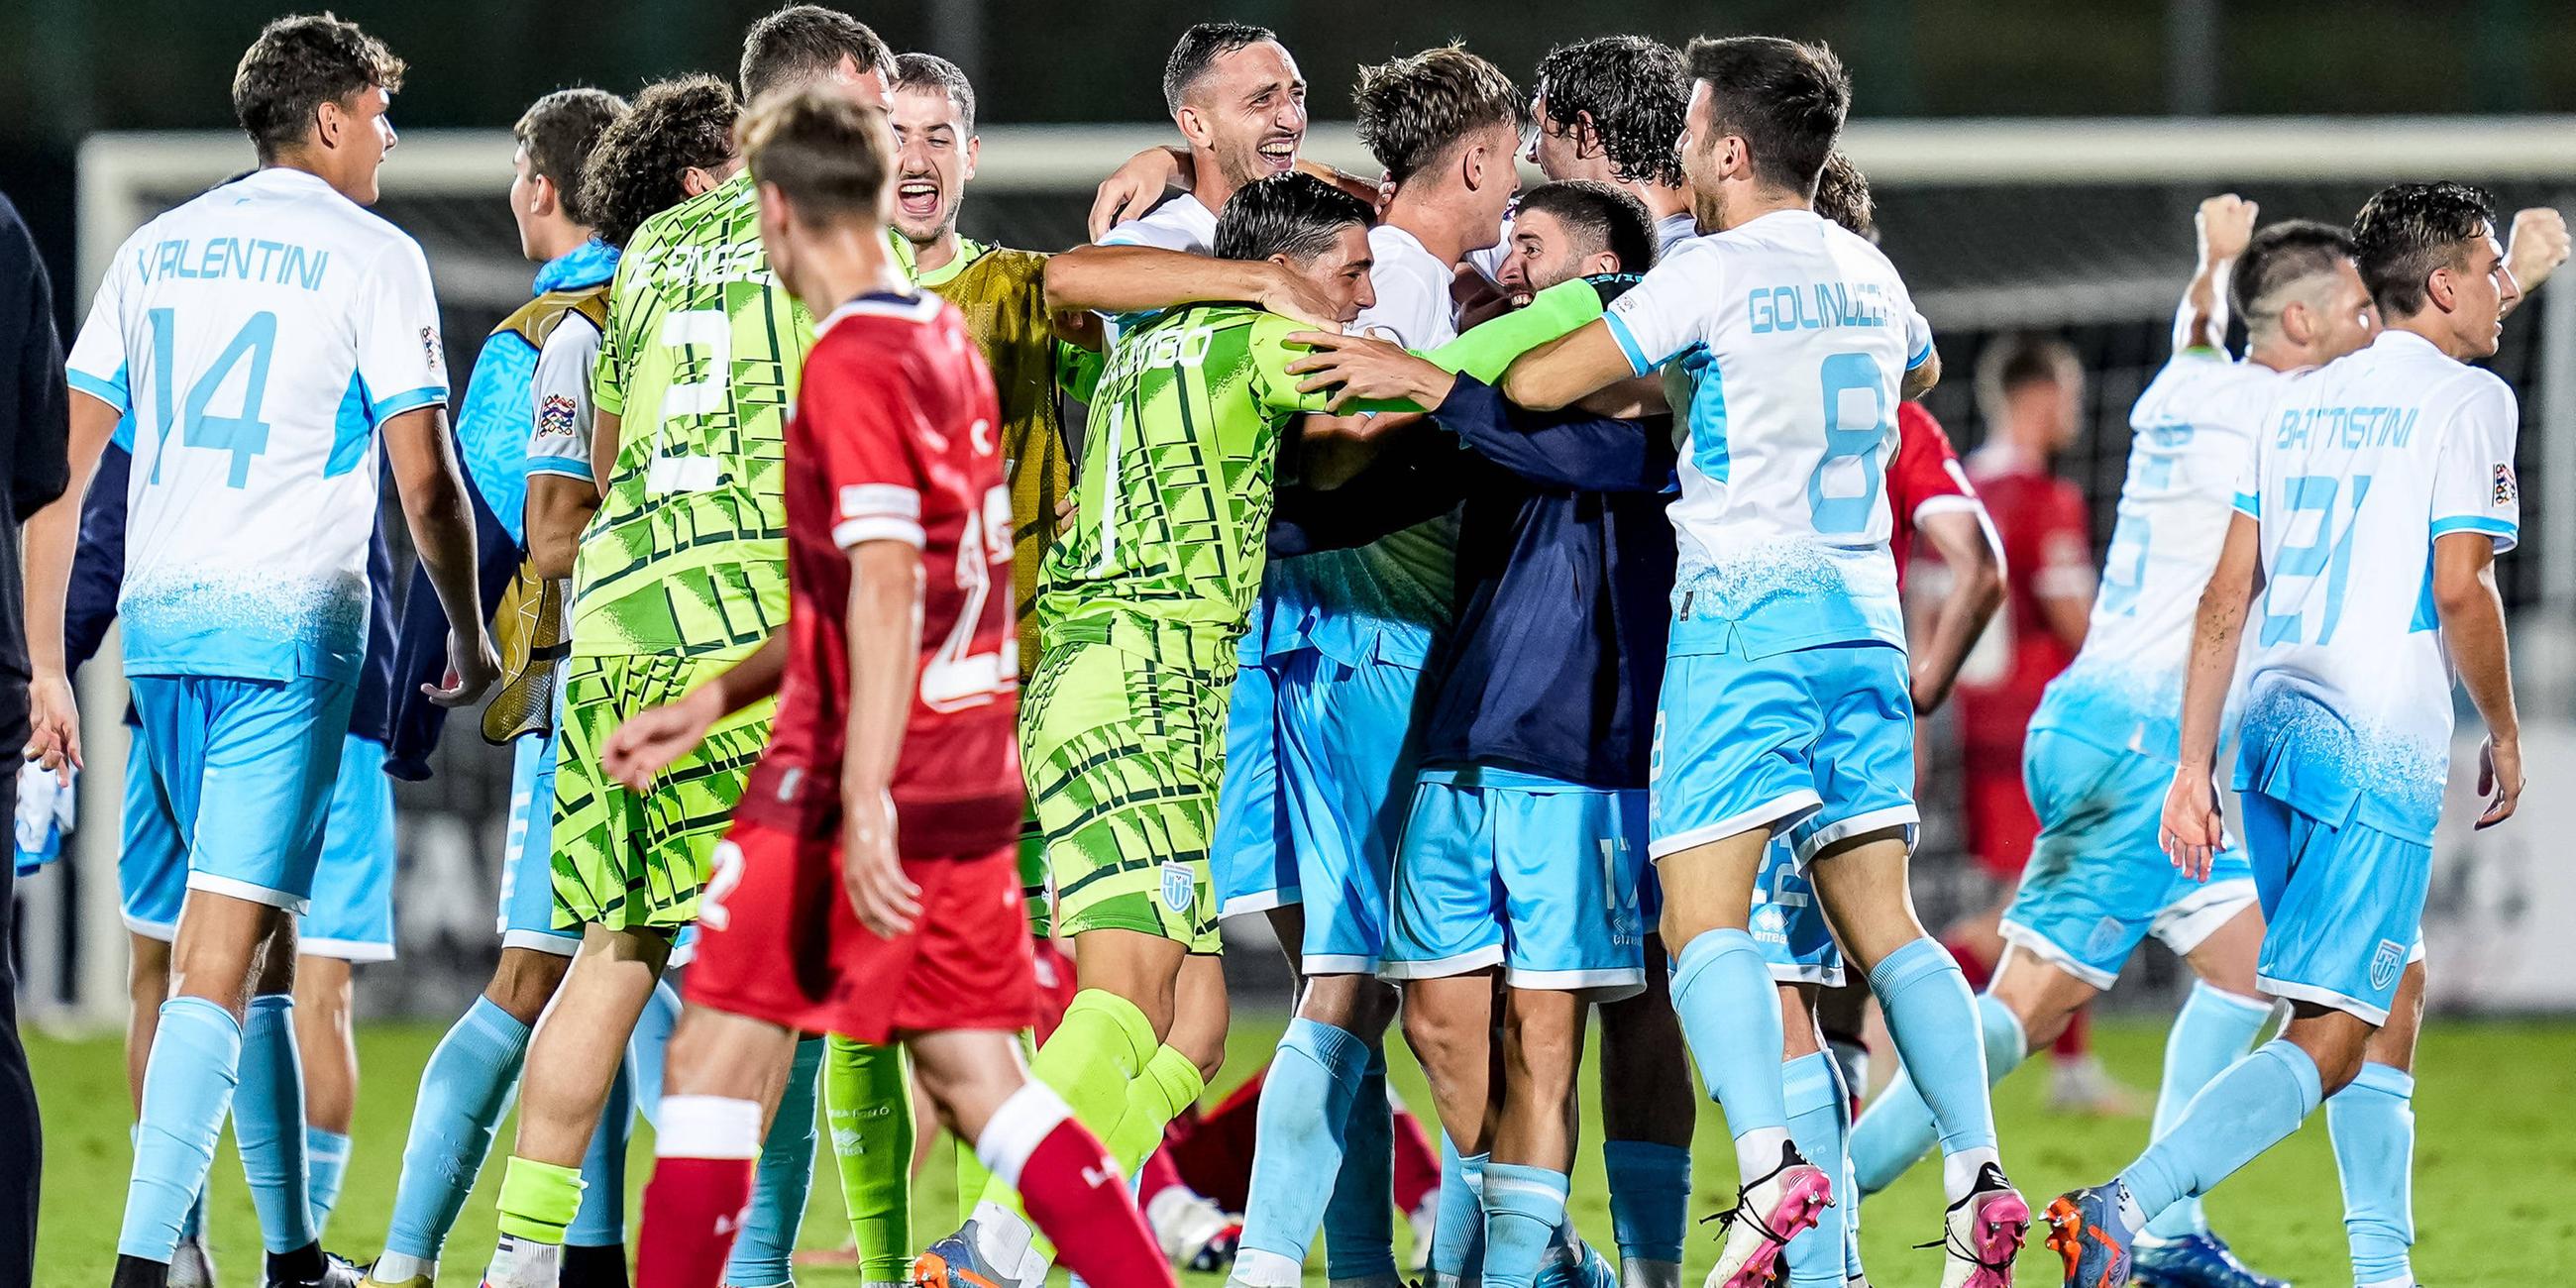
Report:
371,384,447,420
1604,312,1652,376
69,366,129,413
2429,515,2516,542
325,374,373,479
2231,490,2260,517
524,458,594,483
1908,337,1934,368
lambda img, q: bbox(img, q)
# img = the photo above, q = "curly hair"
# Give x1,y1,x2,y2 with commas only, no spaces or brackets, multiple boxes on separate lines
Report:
1813,151,1874,238
1354,45,1524,184
579,75,740,248
2352,180,2498,317
232,13,406,160
1534,36,1687,190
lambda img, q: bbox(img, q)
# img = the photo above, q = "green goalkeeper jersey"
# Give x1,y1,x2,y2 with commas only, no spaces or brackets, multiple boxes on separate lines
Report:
578,171,912,659
1034,303,1329,675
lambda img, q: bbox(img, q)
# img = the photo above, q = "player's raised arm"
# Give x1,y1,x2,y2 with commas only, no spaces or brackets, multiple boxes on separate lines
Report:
2501,206,2569,316
1042,244,1342,328
1496,320,1634,411
2177,194,2258,355
2161,510,2260,879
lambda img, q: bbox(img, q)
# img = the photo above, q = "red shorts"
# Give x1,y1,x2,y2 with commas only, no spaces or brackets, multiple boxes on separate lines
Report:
1962,758,2038,880
684,820,1040,1045
1030,938,1080,1042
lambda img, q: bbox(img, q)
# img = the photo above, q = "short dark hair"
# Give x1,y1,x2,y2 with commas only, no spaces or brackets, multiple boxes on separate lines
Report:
1534,36,1688,190
740,5,896,103
232,13,406,161
1354,45,1525,185
1682,36,1849,197
893,52,976,135
2352,180,2498,317
1977,332,2081,408
514,88,627,228
1213,172,1373,264
1813,152,1874,239
1163,22,1279,114
1516,179,1657,273
742,85,896,226
2231,219,2357,334
579,75,740,248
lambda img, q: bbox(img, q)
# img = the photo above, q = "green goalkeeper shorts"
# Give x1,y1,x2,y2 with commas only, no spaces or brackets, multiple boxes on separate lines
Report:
551,652,775,932
1020,641,1227,954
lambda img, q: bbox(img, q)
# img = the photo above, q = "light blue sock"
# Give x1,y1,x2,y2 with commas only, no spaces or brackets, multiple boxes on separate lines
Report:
182,1182,210,1241
1478,1163,1568,1288
629,974,684,1124
235,993,318,1253
2121,1039,2323,1219
305,1127,352,1235
1239,1019,1368,1266
1672,929,1790,1170
1833,1054,1865,1283
2327,1062,2416,1284
1430,1139,1487,1281
1869,938,1998,1169
1323,1043,1398,1281
564,1048,635,1248
722,1034,824,1287
120,998,244,1262
1602,1139,1689,1265
1781,1054,1851,1288
382,996,531,1261
2141,983,2273,1240
1849,991,2023,1195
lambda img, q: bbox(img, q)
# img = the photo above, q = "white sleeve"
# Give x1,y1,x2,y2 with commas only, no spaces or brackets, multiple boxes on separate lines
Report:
2427,373,2521,553
1349,253,1451,350
1904,307,1935,370
1600,238,1723,374
64,237,135,414
525,318,600,483
354,235,449,420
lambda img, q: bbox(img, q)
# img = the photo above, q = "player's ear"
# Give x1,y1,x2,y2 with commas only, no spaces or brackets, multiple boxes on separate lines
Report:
1174,104,1212,152
314,96,344,153
2423,264,2458,315
962,135,980,183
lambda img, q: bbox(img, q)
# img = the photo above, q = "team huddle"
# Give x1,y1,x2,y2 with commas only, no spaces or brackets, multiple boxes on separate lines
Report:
33,6,2568,1288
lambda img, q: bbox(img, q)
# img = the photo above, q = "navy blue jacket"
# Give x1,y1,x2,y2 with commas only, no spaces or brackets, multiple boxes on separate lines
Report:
0,193,68,706
381,468,516,779
67,438,396,745
1272,375,1677,788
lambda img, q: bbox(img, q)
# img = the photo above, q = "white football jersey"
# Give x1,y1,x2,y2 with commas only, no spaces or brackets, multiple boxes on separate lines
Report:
1469,206,1702,282
2231,328,2520,841
2033,350,2280,760
1351,223,1458,349
1099,192,1216,255
1602,208,1930,657
65,167,445,686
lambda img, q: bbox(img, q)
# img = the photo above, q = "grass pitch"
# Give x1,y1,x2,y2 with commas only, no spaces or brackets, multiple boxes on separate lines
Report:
27,1014,2576,1284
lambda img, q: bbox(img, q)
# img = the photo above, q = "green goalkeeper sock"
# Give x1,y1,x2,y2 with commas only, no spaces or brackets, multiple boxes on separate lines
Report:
973,989,1156,1216
824,1035,914,1281
1106,1044,1206,1175
494,1155,585,1243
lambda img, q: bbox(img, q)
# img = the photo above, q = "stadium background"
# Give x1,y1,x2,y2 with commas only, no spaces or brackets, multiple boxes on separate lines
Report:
8,1,2576,1282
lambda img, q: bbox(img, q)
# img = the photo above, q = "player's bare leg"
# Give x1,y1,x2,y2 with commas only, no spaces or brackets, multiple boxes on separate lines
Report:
1597,944,1693,1288
295,955,360,1234
1807,830,2024,1287
1400,970,1500,1288
631,1006,802,1288
1479,988,1586,1288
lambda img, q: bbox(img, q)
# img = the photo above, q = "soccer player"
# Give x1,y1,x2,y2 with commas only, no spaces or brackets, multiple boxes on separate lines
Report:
1218,44,1524,1288
479,10,903,1286
917,171,1379,1288
35,15,498,1288
1278,178,1670,1288
561,85,1168,1288
362,84,642,1288
1515,36,1697,247
2046,180,2531,1288
1493,37,2028,1288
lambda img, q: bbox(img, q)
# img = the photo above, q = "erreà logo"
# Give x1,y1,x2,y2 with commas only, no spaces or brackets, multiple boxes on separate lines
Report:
2370,938,2406,993
1160,862,1193,913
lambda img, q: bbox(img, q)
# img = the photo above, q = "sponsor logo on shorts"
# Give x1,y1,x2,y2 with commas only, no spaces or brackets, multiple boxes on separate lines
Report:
537,393,579,439
2370,938,2406,993
1159,861,1193,913
2087,915,2126,963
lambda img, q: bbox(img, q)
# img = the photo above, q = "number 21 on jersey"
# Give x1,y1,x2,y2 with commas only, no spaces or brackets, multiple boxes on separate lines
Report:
920,482,1017,711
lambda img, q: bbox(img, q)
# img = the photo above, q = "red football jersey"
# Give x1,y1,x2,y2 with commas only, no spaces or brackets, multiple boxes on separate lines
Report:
1954,445,2093,750
736,291,1021,859
1884,401,1984,582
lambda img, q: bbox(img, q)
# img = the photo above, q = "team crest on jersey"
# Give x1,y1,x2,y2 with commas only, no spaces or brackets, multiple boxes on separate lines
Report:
2495,463,2518,506
537,394,579,439
1159,861,1194,913
2370,938,2406,993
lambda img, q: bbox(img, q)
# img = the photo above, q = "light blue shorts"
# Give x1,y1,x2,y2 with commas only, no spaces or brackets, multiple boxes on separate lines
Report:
128,675,357,916
1213,647,1425,974
496,727,693,963
1382,767,1649,1001
1998,729,2258,990
123,727,393,960
1752,837,1843,988
1649,635,1918,864
2239,789,2429,1025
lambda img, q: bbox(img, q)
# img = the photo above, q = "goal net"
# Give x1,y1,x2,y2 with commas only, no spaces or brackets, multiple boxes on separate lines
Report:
40,117,2576,1026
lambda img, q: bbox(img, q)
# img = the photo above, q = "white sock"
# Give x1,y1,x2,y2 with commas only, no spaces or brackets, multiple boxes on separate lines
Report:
370,1251,433,1282
1734,1125,1795,1183
969,1198,1036,1270
1232,1247,1304,1286
1941,1144,2003,1201
485,1234,561,1287
655,1094,762,1159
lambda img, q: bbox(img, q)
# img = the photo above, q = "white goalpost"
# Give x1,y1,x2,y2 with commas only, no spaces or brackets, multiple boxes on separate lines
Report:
36,115,2576,1029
